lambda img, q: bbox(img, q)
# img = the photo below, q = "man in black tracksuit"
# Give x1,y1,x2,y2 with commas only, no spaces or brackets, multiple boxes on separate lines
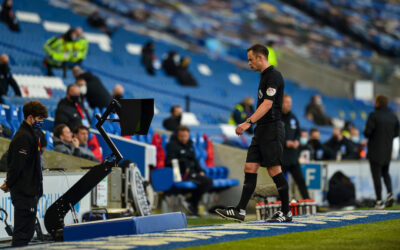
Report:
54,84,91,130
0,54,22,103
281,94,310,199
0,101,48,246
364,95,399,208
165,125,213,216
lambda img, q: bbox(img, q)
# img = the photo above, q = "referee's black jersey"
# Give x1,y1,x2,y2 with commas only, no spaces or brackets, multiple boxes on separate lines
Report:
256,66,285,125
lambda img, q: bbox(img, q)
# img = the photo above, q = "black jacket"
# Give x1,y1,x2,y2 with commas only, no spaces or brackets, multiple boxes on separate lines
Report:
165,139,203,178
364,107,399,164
282,111,300,166
305,103,332,126
323,136,352,160
176,67,198,86
54,98,91,131
78,72,112,109
162,116,181,132
0,64,21,99
6,121,42,197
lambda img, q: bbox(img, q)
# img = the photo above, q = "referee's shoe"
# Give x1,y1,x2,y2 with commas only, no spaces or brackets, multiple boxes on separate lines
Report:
266,211,292,222
215,207,245,222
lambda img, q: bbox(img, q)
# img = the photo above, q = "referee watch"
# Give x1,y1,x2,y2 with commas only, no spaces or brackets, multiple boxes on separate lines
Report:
246,118,254,125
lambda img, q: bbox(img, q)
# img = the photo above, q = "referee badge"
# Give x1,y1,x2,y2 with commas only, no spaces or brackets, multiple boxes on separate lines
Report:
266,88,276,96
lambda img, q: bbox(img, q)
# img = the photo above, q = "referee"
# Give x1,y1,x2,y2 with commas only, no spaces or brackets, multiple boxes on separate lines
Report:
216,44,291,222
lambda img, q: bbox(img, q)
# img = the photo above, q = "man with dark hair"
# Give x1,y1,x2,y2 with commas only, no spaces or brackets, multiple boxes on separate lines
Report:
54,84,90,130
165,125,213,216
163,105,183,132
305,94,332,126
0,100,48,246
72,66,112,109
0,54,22,103
281,94,309,199
141,42,156,76
0,0,20,31
308,128,331,160
73,125,98,162
216,44,291,222
364,94,399,208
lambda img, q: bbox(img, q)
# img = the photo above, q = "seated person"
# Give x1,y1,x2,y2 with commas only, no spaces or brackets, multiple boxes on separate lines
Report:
54,123,95,161
162,50,180,76
163,105,182,132
70,27,89,66
73,125,98,162
175,57,198,86
0,54,21,103
305,94,333,126
141,42,156,76
165,125,213,216
54,84,91,130
343,127,364,160
324,128,351,160
229,97,255,134
307,128,332,160
298,129,312,163
0,0,19,32
87,8,113,36
43,29,75,78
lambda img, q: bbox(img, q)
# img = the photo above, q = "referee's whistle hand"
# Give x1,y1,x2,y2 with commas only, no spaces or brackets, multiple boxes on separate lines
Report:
236,122,251,136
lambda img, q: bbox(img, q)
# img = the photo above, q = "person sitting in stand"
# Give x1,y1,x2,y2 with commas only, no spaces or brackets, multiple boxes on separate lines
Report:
0,54,21,103
53,123,95,161
343,127,364,160
162,50,180,76
73,125,98,162
229,97,255,134
141,41,156,76
87,8,114,36
324,127,351,160
298,129,313,163
54,84,90,131
0,0,19,32
163,105,182,132
308,128,331,160
165,125,213,216
69,27,89,67
43,29,74,78
305,94,333,126
175,57,198,86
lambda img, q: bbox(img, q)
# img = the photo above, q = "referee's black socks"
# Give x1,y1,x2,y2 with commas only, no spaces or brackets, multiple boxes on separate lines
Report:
236,173,257,213
272,173,290,214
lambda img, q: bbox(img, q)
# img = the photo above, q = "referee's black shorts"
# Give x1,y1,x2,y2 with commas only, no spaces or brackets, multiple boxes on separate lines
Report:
246,121,285,168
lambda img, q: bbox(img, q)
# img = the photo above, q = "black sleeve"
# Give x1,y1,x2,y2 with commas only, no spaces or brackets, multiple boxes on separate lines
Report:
6,135,30,188
294,115,301,141
394,117,399,138
364,112,375,138
261,74,280,102
9,76,21,96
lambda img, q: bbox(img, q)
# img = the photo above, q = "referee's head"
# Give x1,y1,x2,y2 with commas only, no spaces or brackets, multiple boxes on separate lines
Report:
247,44,269,72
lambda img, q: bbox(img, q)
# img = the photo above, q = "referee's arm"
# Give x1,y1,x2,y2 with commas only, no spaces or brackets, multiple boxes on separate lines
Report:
236,99,272,135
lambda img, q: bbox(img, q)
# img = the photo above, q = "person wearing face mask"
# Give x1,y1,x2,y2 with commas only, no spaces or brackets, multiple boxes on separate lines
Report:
324,128,351,160
112,84,124,100
70,27,89,65
305,94,333,126
54,84,91,131
298,129,313,163
162,50,180,76
163,105,183,132
343,127,364,160
308,128,332,160
72,66,112,109
281,94,310,199
0,101,48,246
0,54,21,103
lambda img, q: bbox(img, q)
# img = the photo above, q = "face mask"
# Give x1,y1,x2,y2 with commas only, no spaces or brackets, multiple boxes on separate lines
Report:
32,119,44,129
70,95,80,103
79,85,87,95
113,94,123,100
315,99,323,105
351,136,360,143
300,137,308,145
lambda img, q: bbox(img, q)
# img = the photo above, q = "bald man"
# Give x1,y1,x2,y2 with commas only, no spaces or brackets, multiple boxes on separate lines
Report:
72,66,112,108
112,84,124,100
0,54,21,103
